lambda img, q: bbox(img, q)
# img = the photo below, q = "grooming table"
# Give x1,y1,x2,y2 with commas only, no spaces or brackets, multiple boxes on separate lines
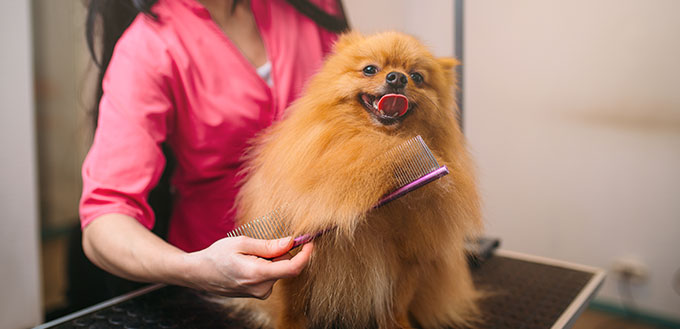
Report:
35,250,605,329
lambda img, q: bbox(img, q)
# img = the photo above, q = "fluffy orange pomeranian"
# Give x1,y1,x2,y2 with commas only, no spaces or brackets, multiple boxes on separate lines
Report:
231,31,483,329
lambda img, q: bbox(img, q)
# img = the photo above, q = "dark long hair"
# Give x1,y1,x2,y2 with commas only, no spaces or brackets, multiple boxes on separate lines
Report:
84,0,349,235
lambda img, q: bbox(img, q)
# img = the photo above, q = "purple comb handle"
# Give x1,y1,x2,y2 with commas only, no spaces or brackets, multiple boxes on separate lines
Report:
374,165,449,208
292,231,325,248
290,165,449,248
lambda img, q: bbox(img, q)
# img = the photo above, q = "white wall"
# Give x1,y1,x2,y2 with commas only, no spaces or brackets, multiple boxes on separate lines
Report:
0,1,44,328
465,0,680,320
343,0,454,57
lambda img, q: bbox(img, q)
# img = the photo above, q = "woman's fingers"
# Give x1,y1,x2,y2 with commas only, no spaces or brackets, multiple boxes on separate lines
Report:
257,241,314,279
189,236,313,298
237,236,293,259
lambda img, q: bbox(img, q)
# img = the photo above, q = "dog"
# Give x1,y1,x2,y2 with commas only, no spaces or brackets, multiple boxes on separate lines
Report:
232,31,483,329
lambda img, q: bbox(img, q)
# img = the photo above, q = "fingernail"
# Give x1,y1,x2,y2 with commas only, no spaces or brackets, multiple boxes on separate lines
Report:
279,237,292,248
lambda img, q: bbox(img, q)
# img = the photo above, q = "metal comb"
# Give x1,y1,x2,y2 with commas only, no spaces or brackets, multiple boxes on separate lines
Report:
225,210,289,240
377,135,449,206
227,135,449,248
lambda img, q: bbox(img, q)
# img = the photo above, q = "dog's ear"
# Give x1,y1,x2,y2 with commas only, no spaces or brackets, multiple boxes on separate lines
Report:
437,57,461,75
437,57,460,86
333,31,364,53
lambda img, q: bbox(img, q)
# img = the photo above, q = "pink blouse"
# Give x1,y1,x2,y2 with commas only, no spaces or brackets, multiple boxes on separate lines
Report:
80,0,339,252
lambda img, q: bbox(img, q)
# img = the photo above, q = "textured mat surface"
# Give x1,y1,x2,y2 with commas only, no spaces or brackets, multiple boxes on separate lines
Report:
45,255,595,329
470,255,594,329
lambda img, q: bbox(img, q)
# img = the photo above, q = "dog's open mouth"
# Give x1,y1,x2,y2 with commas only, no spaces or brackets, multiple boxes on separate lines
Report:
359,93,410,125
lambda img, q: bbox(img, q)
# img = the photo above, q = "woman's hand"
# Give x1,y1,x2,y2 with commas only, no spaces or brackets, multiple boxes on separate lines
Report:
82,214,312,299
183,236,314,299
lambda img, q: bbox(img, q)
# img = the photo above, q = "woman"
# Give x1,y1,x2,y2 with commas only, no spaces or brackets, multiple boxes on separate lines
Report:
80,0,347,299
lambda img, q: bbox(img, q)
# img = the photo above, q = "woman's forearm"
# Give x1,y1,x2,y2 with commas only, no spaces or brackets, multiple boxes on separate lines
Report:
81,213,191,285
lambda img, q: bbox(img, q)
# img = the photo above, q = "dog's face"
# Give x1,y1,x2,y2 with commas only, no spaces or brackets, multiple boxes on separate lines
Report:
315,32,459,129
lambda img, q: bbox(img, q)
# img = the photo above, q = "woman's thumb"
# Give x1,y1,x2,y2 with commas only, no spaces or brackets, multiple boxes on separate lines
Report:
240,236,293,259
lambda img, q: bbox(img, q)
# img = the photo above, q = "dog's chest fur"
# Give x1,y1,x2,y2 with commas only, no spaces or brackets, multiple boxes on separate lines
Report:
286,206,433,329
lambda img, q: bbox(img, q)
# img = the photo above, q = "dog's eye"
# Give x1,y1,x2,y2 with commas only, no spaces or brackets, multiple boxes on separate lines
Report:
362,65,378,76
410,72,424,84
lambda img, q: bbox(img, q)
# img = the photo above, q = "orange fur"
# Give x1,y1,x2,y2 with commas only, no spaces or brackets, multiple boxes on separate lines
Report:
233,31,483,329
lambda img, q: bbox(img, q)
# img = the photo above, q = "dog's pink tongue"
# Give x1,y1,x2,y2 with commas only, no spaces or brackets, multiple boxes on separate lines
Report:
377,94,409,117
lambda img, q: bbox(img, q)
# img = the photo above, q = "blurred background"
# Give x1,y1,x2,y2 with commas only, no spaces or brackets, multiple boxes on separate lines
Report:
1,0,678,328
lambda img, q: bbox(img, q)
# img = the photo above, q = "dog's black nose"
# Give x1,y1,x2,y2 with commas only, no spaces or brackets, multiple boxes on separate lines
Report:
386,72,408,88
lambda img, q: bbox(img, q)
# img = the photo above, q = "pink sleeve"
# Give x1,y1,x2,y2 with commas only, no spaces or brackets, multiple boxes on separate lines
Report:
80,20,174,230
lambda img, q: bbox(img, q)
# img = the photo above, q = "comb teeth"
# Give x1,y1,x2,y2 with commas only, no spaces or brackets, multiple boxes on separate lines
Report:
384,135,440,189
225,210,289,240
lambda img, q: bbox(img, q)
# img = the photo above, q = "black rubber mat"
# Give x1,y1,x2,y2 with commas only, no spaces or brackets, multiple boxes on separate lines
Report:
470,255,594,329
47,286,250,329
43,255,595,329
